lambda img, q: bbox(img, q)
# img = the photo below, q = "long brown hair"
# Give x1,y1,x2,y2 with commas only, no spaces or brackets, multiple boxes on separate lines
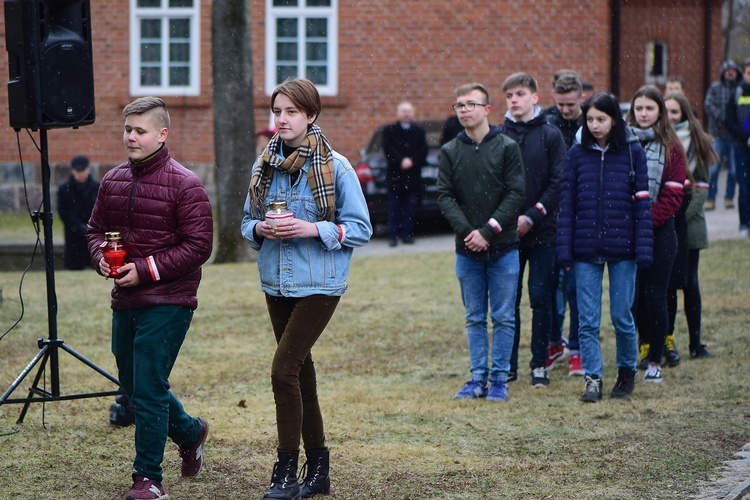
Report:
627,85,687,171
664,92,719,168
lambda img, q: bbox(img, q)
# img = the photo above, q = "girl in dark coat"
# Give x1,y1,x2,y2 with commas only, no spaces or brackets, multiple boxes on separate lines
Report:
557,91,653,402
664,92,719,361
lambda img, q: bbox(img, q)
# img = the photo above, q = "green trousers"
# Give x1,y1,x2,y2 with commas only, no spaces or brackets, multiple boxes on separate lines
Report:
112,305,202,483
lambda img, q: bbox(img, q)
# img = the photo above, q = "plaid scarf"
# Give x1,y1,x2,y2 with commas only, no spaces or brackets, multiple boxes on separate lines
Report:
631,126,665,206
248,124,336,222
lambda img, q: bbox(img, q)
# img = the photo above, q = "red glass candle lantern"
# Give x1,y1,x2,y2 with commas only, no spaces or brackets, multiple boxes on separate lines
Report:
101,231,127,278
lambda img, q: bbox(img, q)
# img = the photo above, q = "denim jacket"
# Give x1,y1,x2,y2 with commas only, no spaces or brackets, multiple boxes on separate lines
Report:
241,150,372,297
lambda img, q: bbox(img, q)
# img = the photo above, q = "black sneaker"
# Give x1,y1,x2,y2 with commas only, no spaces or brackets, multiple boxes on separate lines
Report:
531,367,550,388
610,367,636,399
580,375,603,403
664,334,681,367
690,343,711,358
507,370,518,383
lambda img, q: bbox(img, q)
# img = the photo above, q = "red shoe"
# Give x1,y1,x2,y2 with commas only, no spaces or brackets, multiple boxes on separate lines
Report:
179,418,209,477
545,343,566,370
568,353,584,376
125,476,168,500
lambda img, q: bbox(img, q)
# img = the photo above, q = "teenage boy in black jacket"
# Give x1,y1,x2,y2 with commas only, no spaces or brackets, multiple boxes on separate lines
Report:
499,73,566,388
545,72,585,376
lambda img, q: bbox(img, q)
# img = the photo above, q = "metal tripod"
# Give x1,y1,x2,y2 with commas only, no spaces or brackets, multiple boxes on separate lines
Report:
0,128,121,424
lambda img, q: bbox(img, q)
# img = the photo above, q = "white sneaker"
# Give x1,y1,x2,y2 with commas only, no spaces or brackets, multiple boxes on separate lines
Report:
740,227,750,238
643,364,663,383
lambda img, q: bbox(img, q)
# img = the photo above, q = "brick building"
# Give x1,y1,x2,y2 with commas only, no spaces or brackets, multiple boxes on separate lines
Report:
0,0,724,211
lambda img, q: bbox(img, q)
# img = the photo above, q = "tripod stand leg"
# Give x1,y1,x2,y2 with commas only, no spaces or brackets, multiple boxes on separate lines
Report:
11,347,51,424
60,343,121,386
0,344,50,405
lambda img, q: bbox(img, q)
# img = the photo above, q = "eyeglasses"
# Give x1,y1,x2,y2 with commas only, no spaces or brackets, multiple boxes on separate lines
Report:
452,101,489,112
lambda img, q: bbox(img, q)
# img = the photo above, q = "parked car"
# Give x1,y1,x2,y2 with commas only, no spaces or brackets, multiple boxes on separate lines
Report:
354,120,447,230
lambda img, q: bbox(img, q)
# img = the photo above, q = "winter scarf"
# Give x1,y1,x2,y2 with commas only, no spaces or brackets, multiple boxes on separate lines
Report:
674,121,696,173
631,126,665,205
248,124,336,222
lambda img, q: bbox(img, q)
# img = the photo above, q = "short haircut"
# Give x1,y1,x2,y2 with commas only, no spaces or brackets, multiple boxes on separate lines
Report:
744,57,750,69
667,75,684,85
554,73,583,95
502,72,538,93
271,77,321,122
580,91,628,151
123,96,170,129
454,83,490,104
551,69,582,88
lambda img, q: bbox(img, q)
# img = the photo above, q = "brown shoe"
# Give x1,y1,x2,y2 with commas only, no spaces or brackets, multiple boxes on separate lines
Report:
725,198,735,209
705,199,715,211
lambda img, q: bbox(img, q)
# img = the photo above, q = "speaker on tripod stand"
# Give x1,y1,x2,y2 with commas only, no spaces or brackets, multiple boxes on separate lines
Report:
0,0,122,424
5,0,96,130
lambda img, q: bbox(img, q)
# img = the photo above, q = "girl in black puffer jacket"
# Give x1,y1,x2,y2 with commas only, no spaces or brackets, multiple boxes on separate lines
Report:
557,91,653,402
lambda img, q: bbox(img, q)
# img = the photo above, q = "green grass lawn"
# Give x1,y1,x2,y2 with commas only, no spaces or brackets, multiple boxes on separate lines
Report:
0,239,748,499
0,211,64,242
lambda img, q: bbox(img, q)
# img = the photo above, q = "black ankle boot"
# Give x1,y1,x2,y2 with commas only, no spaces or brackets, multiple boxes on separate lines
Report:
263,450,300,499
298,448,330,498
610,367,636,399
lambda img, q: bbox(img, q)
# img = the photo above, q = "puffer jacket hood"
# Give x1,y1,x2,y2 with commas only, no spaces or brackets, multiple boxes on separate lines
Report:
719,60,742,83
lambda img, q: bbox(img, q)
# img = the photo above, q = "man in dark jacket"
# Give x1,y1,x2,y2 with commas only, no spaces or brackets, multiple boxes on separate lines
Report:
57,155,99,270
726,57,750,237
382,101,428,246
544,72,584,150
438,83,525,402
704,60,742,210
87,97,213,500
499,73,566,388
544,71,584,377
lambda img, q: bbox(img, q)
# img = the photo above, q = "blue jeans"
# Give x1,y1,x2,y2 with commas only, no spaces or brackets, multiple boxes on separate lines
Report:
112,306,203,483
575,260,638,379
455,250,519,383
734,144,750,229
511,244,557,370
708,137,736,201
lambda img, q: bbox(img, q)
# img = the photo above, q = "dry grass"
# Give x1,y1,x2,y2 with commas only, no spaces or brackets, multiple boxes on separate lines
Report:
0,239,748,499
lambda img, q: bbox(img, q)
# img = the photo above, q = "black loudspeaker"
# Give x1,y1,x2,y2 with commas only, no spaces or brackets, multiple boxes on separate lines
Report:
4,0,95,130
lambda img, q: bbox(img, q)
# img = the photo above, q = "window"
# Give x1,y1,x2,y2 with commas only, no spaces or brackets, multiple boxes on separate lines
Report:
130,0,200,96
645,40,667,85
265,0,338,95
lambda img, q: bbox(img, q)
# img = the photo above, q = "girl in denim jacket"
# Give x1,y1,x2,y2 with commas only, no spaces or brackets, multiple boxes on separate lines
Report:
241,78,372,500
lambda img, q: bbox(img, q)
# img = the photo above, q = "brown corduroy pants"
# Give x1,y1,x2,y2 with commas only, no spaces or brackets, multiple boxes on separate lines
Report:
265,293,340,452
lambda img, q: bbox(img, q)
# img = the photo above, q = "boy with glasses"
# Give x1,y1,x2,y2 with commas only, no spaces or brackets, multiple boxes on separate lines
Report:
437,83,525,402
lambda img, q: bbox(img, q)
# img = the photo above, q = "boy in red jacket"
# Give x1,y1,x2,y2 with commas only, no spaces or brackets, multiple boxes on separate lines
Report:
87,97,213,500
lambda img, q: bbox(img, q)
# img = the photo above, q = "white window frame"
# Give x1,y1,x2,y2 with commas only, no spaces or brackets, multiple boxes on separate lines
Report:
265,0,339,96
129,0,201,96
645,40,668,85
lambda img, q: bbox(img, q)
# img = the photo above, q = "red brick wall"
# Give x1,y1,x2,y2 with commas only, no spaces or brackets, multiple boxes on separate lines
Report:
0,0,723,176
0,0,216,174
619,0,724,116
322,0,611,160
